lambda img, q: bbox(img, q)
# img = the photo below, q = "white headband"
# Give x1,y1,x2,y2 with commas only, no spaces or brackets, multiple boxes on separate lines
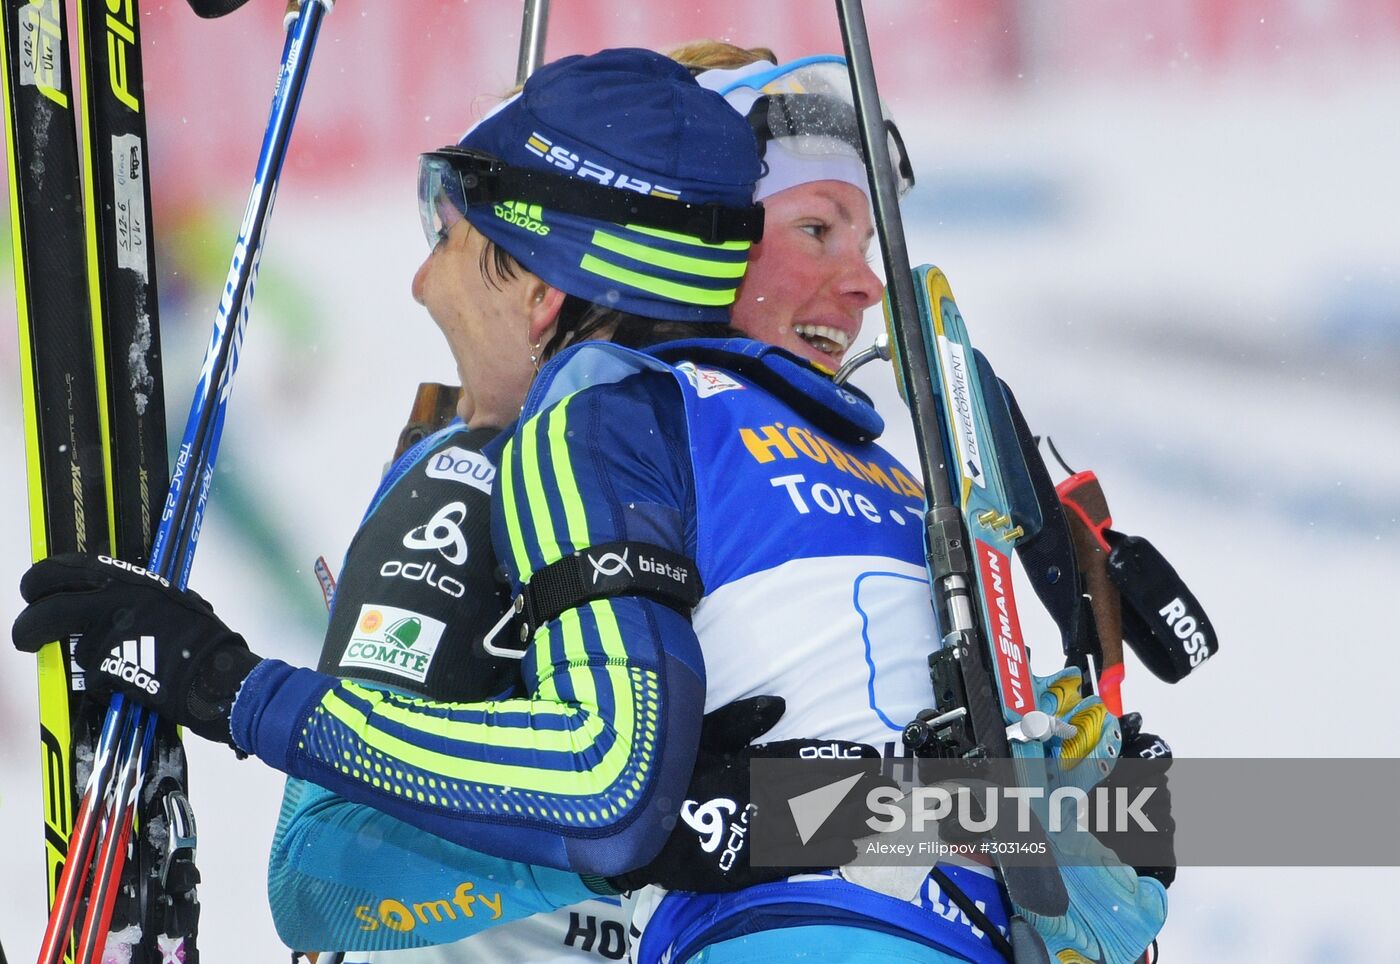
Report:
697,60,873,203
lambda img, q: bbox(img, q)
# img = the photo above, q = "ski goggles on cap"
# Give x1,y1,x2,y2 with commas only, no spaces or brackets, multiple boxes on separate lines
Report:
419,146,764,322
417,147,766,251
705,55,914,200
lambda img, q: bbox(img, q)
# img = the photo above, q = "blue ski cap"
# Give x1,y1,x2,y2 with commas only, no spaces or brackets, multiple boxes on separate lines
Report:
457,48,762,323
698,55,914,202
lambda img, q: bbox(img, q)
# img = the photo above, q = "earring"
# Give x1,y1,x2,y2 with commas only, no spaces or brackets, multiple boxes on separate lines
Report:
529,342,542,372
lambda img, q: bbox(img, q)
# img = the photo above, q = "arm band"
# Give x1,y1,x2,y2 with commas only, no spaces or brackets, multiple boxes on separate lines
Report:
483,541,703,658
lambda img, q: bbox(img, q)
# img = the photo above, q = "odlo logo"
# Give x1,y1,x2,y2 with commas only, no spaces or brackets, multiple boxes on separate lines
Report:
494,201,549,236
99,636,160,696
681,797,751,871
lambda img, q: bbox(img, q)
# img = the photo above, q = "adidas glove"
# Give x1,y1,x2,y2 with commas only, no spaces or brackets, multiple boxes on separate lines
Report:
13,553,261,748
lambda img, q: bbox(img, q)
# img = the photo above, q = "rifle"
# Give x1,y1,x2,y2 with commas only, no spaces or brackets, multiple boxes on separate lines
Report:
833,2,1146,958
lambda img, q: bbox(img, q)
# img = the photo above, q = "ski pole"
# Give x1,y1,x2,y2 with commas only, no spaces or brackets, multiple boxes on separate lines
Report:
45,3,335,959
835,0,1070,934
831,0,985,724
514,0,551,86
152,0,333,585
72,720,152,964
32,705,125,964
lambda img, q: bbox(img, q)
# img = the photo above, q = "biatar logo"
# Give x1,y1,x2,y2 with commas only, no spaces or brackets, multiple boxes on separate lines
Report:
587,548,634,585
100,636,160,696
403,502,469,565
586,547,690,587
682,797,751,871
339,604,447,683
425,447,496,493
677,361,744,398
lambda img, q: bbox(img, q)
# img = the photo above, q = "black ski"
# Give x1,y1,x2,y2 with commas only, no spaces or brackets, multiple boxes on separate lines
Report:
2,0,192,959
71,2,197,960
3,2,116,962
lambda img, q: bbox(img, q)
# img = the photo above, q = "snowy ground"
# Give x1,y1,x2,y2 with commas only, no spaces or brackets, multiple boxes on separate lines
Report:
2,41,1399,964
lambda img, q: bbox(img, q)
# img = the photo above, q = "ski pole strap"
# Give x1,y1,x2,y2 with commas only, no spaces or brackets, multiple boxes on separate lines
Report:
1106,530,1218,682
1057,471,1113,553
482,542,704,658
1057,468,1219,684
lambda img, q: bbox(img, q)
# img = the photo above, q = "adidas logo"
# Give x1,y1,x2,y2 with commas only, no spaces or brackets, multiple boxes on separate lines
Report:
98,555,170,588
98,636,160,696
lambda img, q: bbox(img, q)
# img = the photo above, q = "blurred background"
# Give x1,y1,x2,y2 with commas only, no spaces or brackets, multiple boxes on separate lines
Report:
2,0,1398,960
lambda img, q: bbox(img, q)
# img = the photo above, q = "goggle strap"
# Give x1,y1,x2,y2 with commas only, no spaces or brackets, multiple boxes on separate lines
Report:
440,153,764,245
884,117,915,186
744,93,914,194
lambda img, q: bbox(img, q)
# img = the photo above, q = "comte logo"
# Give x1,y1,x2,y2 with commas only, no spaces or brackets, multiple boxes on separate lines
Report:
339,604,446,684
99,636,160,696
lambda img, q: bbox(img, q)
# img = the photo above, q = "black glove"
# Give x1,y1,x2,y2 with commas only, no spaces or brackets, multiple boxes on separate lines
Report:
608,696,882,894
13,554,261,748
1094,711,1176,888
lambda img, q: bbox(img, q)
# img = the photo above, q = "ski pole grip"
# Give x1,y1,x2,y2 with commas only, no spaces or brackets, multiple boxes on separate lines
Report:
182,0,254,18
1057,471,1125,714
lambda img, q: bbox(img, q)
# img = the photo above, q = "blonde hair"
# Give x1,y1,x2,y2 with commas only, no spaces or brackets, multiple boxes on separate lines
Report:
501,42,777,99
664,40,778,75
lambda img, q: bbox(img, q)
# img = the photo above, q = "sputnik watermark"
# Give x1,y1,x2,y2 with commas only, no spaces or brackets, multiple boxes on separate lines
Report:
750,756,1179,869
865,784,1158,834
755,757,1400,869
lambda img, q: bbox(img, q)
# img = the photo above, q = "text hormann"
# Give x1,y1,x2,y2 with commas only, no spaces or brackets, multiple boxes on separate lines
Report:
739,424,923,499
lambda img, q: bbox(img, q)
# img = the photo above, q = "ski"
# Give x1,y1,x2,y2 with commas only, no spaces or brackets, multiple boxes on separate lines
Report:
71,0,195,959
3,0,195,959
2,3,118,963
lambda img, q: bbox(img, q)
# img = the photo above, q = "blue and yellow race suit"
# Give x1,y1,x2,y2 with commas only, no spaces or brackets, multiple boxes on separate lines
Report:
231,339,1008,961
268,421,628,958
